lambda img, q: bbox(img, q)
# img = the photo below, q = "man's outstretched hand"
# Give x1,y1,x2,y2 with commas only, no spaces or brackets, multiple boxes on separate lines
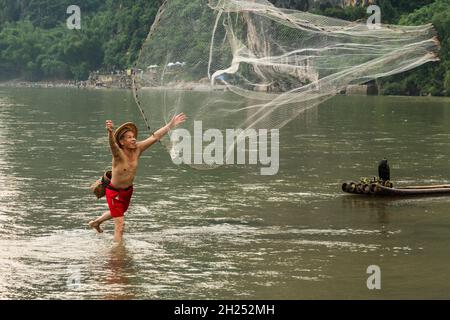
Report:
168,113,187,129
106,120,114,133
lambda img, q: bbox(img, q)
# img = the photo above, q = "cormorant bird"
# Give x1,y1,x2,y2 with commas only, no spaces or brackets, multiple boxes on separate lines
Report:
378,159,390,181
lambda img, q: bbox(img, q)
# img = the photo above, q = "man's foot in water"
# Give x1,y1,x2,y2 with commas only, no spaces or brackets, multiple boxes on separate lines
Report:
89,220,103,233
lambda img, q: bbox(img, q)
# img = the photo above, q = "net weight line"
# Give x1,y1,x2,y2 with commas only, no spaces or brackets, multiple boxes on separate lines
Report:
131,0,169,143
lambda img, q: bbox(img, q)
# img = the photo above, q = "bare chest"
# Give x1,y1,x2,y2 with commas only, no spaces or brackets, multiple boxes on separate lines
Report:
113,157,138,174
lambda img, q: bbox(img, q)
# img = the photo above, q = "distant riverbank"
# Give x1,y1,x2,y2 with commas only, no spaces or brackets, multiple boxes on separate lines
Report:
0,79,229,92
0,79,97,89
1,79,442,97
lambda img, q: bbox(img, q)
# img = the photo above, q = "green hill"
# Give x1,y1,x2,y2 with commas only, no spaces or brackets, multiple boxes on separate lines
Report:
0,0,448,96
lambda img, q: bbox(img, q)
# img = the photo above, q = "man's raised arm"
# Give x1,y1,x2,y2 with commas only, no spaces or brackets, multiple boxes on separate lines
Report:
138,113,186,154
106,120,122,159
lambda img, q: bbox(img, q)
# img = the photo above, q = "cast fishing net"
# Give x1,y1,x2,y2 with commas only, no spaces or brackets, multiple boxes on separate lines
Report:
133,0,440,168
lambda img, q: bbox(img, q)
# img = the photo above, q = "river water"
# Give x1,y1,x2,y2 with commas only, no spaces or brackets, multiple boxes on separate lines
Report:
0,87,449,299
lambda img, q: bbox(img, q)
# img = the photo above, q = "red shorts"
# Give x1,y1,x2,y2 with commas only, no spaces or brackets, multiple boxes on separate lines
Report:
105,184,134,218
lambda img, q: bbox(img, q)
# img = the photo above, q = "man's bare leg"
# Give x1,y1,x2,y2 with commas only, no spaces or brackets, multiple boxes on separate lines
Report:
113,216,125,242
89,211,112,233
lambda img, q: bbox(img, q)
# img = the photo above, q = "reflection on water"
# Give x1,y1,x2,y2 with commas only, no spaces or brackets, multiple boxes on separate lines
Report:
342,196,392,224
104,243,137,300
1,88,450,299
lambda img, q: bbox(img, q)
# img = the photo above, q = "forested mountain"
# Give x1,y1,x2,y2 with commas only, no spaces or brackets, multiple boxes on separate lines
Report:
0,0,162,80
0,0,448,96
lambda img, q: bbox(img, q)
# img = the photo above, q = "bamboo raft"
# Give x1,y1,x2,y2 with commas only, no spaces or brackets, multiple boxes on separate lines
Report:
342,181,450,197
